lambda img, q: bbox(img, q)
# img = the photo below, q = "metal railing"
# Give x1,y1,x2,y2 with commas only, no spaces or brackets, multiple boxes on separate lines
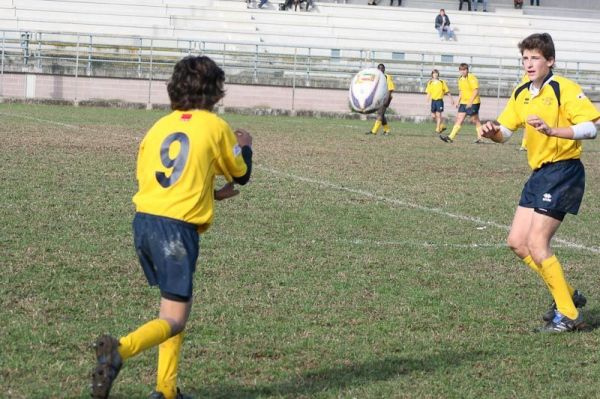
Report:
2,29,600,106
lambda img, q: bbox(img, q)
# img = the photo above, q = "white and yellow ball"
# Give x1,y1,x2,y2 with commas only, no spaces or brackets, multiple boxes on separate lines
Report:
348,68,388,114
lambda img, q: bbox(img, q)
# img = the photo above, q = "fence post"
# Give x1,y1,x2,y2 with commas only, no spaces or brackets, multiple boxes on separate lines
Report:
291,47,297,116
254,44,258,83
496,57,502,115
306,47,311,86
147,39,154,110
74,34,80,105
1,31,5,98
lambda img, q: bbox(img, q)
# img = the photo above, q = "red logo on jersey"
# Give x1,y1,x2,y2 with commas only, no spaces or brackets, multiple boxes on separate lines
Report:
181,114,192,121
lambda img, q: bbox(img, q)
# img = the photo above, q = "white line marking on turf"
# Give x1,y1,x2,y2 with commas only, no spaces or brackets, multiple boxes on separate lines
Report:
258,165,600,255
0,111,80,129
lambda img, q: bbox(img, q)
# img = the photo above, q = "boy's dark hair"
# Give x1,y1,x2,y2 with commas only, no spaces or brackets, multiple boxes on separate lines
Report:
459,63,469,71
167,56,225,111
431,69,439,77
518,33,555,62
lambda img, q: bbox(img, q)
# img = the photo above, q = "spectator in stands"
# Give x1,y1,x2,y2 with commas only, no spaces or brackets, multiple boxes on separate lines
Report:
472,0,488,11
435,9,455,41
390,0,401,5
530,0,540,5
258,0,268,8
514,0,523,9
458,0,471,11
366,64,395,136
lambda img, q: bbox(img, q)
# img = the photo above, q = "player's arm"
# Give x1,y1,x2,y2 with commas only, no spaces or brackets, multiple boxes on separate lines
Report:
232,129,253,185
445,91,455,106
527,115,598,140
481,120,514,143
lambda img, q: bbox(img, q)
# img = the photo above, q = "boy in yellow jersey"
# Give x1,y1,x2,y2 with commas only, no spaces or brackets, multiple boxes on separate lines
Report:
425,69,455,135
90,56,253,398
440,63,483,143
366,63,396,136
481,33,600,332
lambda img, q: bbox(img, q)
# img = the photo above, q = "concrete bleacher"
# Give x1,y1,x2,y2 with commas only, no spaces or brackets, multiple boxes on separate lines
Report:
2,0,600,62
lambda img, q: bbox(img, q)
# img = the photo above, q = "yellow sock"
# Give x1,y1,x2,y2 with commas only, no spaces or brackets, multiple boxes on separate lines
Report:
525,255,575,295
371,120,382,134
522,255,542,276
521,137,527,149
383,124,390,133
448,124,461,140
118,319,172,360
540,256,578,319
156,333,184,399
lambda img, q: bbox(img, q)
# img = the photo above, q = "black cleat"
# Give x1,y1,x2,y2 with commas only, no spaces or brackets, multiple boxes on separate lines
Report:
542,290,587,322
536,311,585,333
91,335,123,399
439,135,453,143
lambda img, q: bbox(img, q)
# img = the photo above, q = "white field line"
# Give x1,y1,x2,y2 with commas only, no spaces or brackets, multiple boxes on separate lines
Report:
258,165,600,255
0,111,81,129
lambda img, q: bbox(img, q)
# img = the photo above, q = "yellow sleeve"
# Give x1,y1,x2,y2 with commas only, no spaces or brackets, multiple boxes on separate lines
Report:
442,80,449,94
215,123,247,182
387,74,396,91
469,74,479,90
425,81,432,95
497,91,522,131
561,82,600,125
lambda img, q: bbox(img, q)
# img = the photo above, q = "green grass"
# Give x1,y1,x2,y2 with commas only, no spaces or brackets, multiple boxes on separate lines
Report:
2,103,600,398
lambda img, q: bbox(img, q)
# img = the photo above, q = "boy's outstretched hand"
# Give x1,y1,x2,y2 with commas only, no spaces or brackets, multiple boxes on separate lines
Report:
235,129,253,148
215,182,239,201
480,120,500,138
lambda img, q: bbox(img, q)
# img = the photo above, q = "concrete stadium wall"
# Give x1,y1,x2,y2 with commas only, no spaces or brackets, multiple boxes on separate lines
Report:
0,71,556,120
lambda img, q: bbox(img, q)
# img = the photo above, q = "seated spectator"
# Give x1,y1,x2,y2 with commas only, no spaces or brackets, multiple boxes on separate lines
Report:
258,0,268,7
514,0,523,8
530,0,539,5
435,9,455,41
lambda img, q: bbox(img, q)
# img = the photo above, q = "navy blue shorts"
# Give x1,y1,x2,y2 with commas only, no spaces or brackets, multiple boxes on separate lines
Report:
133,212,199,300
431,99,444,113
458,103,480,116
519,159,585,215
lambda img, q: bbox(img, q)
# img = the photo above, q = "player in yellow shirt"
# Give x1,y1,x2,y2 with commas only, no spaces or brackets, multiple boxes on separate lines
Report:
440,63,483,143
90,56,253,398
425,69,455,135
366,63,396,136
481,33,600,332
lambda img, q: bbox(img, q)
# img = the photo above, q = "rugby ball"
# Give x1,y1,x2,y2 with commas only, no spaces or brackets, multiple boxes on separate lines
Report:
348,68,388,114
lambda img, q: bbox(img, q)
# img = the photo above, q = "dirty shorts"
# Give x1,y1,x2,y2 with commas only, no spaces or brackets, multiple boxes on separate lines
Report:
133,212,199,300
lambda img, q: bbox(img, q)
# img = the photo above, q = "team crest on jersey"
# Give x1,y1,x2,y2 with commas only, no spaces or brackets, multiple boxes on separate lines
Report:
524,98,530,105
181,113,193,121
542,193,552,203
233,144,242,157
542,97,554,106
577,92,587,100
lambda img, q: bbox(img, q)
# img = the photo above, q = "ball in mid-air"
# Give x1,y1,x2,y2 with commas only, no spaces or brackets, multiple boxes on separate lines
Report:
348,68,388,114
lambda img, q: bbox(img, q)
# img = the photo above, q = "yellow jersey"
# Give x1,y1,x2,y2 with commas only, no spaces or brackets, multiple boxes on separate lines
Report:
385,73,396,91
458,73,480,104
133,110,248,231
426,79,450,100
498,73,600,170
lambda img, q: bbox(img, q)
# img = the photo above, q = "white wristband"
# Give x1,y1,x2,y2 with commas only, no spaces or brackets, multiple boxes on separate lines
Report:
571,121,597,140
499,125,514,142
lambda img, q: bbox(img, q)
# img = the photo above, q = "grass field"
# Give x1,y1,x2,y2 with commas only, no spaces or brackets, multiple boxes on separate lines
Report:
2,103,600,398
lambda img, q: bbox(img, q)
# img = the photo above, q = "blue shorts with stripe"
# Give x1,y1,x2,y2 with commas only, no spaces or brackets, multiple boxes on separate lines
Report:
133,212,199,299
431,99,444,113
519,159,585,215
458,103,480,116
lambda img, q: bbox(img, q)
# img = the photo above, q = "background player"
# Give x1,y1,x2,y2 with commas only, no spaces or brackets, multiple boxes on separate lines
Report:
425,69,455,135
366,63,396,136
440,63,483,143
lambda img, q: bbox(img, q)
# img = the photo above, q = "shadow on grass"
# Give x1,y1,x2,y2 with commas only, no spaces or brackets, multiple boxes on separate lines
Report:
582,306,600,331
188,349,492,398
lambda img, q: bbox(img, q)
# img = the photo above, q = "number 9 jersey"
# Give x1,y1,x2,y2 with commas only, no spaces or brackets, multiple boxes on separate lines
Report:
132,110,248,232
